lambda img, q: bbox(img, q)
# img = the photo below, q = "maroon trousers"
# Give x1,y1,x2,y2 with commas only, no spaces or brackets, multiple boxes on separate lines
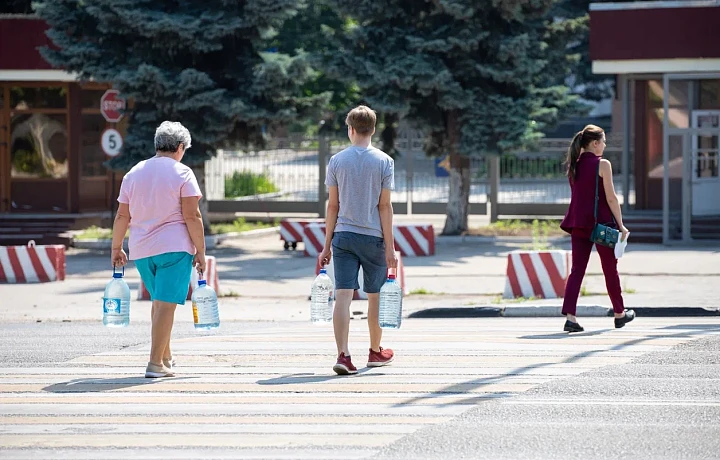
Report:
562,230,625,315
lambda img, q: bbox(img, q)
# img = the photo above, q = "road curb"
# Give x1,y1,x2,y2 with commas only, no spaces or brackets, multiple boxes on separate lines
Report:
407,305,720,319
408,307,503,318
616,307,720,317
502,305,610,317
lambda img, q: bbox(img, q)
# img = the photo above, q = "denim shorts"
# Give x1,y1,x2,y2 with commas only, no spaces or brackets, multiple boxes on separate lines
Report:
331,231,387,294
135,252,194,305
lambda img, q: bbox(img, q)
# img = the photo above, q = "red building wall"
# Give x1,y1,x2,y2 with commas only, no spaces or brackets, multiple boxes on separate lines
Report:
590,6,720,61
0,17,53,70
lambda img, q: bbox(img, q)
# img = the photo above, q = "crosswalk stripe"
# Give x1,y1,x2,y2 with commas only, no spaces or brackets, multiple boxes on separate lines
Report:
1,318,718,458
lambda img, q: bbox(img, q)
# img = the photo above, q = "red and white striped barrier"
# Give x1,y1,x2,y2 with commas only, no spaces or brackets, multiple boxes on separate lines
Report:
302,223,435,257
503,250,570,299
137,255,219,301
315,252,406,300
302,223,326,257
0,241,66,283
280,219,324,250
393,224,435,257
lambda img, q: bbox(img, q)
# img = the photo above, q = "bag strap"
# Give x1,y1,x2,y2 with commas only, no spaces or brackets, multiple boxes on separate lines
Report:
594,161,600,226
594,159,616,226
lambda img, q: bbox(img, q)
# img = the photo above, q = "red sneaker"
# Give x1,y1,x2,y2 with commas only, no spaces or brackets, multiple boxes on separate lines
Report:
333,352,358,375
367,347,394,367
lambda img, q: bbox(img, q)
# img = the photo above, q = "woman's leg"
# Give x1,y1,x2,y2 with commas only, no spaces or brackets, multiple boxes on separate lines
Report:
597,244,625,316
150,300,176,366
562,234,594,318
150,303,172,362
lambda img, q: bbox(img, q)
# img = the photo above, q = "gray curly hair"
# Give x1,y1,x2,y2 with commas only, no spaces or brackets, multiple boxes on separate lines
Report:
154,121,192,153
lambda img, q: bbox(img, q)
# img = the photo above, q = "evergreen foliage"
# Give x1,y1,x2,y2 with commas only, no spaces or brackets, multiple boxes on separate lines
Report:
321,0,582,233
35,0,326,170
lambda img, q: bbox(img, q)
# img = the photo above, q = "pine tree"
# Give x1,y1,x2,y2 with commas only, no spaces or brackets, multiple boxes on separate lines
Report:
34,0,324,230
322,0,581,234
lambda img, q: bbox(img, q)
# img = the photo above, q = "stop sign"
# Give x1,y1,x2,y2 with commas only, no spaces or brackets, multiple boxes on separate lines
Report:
100,89,126,123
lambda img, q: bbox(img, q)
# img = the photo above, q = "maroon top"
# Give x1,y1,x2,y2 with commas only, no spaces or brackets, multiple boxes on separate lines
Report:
560,152,615,235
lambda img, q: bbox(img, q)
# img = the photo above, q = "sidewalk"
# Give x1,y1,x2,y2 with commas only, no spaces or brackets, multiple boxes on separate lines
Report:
0,232,718,322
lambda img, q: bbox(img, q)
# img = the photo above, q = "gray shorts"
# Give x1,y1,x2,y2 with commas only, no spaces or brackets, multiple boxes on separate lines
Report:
331,231,387,294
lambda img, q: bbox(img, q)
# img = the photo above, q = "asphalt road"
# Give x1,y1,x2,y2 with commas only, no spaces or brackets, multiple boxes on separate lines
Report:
376,326,720,460
1,318,719,459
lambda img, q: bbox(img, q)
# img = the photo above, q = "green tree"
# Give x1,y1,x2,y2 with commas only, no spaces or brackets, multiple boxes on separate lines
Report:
322,0,581,234
35,0,326,231
0,0,34,14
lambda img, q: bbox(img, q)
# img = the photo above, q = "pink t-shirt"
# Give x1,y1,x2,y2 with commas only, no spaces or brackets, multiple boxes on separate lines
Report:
118,156,202,260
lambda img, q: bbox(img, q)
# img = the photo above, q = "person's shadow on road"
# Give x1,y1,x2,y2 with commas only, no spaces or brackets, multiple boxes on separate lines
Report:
519,329,612,339
256,368,379,385
42,376,197,393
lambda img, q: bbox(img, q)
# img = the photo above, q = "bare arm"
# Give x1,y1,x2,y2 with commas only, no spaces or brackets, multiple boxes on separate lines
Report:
378,188,394,249
323,186,339,250
378,188,398,269
181,196,206,273
181,196,205,253
110,203,130,267
112,203,130,251
600,159,628,235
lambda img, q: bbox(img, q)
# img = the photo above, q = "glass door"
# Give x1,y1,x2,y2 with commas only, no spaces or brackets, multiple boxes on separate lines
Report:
691,111,720,216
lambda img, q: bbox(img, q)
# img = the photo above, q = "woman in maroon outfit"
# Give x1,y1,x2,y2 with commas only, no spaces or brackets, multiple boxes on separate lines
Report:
559,125,635,333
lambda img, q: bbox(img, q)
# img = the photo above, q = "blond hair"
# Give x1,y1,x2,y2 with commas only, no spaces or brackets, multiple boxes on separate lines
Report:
345,105,376,135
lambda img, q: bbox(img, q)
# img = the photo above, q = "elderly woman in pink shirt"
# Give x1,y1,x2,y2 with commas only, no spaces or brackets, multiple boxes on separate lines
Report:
110,121,206,378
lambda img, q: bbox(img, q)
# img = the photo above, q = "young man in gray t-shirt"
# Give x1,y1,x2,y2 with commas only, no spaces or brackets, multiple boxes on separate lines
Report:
319,105,398,375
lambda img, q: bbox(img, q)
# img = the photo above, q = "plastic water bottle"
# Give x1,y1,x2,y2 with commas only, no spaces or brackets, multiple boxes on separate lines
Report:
103,266,130,327
379,274,402,329
310,268,333,323
191,280,220,330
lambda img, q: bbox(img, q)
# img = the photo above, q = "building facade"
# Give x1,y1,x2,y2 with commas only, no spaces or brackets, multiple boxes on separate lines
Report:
590,0,720,242
0,16,123,216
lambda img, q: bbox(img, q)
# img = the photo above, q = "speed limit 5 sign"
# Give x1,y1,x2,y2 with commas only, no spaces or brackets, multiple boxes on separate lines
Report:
101,128,123,157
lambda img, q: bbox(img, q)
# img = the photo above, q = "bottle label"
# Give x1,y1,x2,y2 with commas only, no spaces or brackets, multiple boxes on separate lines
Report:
192,302,199,324
103,298,121,314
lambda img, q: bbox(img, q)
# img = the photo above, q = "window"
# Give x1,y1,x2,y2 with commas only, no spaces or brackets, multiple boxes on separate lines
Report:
10,114,68,179
10,87,67,110
699,80,720,110
81,114,109,177
80,89,107,110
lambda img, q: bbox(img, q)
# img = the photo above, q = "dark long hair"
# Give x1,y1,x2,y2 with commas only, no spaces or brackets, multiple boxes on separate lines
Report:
565,124,604,182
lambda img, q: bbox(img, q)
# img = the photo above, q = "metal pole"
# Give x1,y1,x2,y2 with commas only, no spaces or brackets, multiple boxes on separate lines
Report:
318,136,328,218
407,150,414,215
489,155,500,223
621,76,631,212
682,81,695,243
662,75,670,244
683,132,692,242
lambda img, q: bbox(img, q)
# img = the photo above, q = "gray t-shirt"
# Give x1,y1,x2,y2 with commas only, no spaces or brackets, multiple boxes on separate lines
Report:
325,145,394,238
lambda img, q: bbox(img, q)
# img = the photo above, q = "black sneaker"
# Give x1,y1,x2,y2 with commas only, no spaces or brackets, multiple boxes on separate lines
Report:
563,320,584,333
614,309,636,329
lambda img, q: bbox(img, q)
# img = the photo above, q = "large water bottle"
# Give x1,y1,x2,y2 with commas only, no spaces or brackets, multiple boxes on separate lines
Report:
310,268,333,323
191,280,220,330
103,266,130,327
379,273,402,329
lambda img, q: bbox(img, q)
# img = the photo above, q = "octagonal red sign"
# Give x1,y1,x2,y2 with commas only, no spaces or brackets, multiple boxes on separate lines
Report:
100,89,126,123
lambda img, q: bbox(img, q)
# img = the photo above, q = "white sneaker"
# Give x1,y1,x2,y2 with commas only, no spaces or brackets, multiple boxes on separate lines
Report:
145,362,174,378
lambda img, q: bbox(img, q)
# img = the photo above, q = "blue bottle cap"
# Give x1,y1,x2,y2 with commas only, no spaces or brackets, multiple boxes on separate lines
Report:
319,268,327,274
198,280,207,286
113,272,123,279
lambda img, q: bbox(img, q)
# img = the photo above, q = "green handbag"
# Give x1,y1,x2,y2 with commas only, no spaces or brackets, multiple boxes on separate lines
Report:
590,162,620,249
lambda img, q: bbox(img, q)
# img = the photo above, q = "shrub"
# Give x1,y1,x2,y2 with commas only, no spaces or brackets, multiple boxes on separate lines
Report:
224,170,279,198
